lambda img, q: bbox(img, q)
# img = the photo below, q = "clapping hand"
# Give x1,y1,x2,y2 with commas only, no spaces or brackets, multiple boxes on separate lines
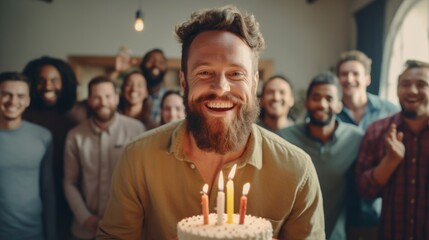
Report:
385,124,405,165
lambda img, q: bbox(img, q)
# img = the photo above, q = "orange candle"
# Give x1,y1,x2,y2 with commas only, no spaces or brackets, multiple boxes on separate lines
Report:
239,183,250,224
226,164,237,224
201,184,209,225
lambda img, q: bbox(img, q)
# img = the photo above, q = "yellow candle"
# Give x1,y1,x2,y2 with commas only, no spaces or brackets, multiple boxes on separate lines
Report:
226,164,237,224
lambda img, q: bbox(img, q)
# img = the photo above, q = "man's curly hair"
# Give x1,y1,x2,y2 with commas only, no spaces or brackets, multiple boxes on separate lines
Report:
175,5,265,76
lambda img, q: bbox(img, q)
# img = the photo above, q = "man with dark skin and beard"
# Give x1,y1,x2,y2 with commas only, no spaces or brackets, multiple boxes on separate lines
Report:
63,76,144,240
355,60,429,239
22,56,88,239
139,48,168,123
281,72,363,240
98,5,325,240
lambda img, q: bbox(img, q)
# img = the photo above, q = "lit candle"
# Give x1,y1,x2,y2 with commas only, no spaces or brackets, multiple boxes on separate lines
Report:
239,183,250,224
217,170,225,225
226,164,237,224
201,184,209,225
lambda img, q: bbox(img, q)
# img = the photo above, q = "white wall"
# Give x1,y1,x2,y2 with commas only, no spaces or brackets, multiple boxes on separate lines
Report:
0,0,352,94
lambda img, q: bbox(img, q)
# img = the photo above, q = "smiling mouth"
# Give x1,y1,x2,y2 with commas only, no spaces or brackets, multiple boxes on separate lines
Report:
43,91,57,100
5,106,19,113
206,101,235,111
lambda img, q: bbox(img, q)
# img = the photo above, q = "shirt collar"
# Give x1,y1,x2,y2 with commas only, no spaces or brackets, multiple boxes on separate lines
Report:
169,121,262,170
89,112,119,134
303,120,340,144
366,92,383,111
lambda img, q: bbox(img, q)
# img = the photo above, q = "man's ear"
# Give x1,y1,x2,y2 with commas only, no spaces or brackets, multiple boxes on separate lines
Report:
180,71,186,92
304,97,309,110
366,74,371,87
25,96,31,108
253,71,259,95
289,94,295,108
335,101,343,113
114,93,120,106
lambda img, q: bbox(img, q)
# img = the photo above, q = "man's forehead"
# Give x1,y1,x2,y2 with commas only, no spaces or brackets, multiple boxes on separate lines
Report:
400,67,429,81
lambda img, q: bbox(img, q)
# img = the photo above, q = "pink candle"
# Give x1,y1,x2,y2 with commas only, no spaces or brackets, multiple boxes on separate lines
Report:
239,183,250,224
201,184,209,225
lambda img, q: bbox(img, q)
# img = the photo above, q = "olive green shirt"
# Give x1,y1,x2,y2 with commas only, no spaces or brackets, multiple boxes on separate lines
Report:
97,121,325,240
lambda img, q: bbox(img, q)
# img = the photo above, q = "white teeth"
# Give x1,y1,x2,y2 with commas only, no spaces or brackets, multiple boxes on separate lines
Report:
6,107,18,112
207,101,233,109
130,92,140,99
44,91,56,99
98,108,110,114
271,102,282,107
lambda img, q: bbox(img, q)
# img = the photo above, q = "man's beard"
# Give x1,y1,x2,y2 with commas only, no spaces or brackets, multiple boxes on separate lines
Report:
142,67,166,89
184,86,260,154
401,109,418,119
90,107,116,123
308,110,334,126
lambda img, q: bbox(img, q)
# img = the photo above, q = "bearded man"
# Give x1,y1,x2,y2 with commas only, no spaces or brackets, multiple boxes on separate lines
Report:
139,48,168,123
98,5,325,240
281,72,363,240
355,60,429,239
63,76,144,239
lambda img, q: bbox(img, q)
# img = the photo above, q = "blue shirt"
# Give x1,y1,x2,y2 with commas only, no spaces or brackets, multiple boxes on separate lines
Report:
0,121,55,240
280,121,363,240
337,92,399,130
150,86,166,123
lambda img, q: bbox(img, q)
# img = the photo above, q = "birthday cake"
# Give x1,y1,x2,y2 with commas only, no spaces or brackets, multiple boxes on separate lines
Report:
177,213,273,240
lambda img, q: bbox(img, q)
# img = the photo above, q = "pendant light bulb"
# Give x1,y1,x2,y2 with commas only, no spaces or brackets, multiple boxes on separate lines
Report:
134,10,144,32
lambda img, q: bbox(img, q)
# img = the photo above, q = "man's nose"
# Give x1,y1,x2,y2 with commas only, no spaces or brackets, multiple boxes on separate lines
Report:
44,79,54,90
212,74,230,94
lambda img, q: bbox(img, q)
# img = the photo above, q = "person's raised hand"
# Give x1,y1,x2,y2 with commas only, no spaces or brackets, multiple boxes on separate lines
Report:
385,123,405,166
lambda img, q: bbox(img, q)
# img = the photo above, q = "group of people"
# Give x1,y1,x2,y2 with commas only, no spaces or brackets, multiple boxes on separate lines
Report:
257,51,400,239
0,48,185,239
1,4,429,240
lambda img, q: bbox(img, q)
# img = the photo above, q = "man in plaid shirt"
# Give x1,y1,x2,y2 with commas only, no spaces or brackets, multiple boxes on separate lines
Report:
356,60,429,239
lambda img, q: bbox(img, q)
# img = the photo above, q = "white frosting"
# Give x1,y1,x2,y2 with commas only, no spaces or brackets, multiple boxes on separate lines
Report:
177,213,273,240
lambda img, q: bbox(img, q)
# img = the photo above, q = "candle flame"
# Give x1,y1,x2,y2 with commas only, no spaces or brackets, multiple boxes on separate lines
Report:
242,182,250,195
218,170,224,191
202,184,208,194
228,164,237,180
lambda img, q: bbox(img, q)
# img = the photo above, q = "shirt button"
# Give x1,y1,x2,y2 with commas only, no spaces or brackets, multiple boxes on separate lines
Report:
410,219,414,224
410,199,415,204
190,164,195,169
412,158,416,163
414,137,417,142
411,179,416,184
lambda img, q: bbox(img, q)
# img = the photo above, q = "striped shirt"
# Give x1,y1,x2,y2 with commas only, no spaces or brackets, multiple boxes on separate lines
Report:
356,113,429,239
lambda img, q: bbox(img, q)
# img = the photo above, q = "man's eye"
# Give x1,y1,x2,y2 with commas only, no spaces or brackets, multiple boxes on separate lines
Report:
198,71,210,76
229,72,245,80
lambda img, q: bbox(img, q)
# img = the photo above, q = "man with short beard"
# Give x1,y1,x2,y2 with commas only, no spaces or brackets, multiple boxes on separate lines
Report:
355,60,429,239
139,48,168,123
281,72,363,240
98,5,325,240
63,76,144,240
